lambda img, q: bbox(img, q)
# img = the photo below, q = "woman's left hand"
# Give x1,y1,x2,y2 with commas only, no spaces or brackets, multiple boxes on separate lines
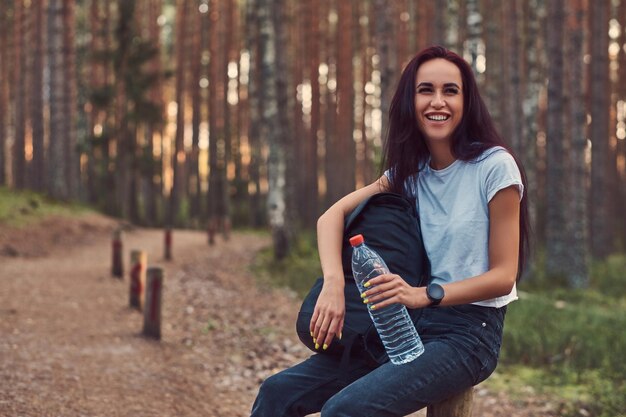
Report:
361,274,428,310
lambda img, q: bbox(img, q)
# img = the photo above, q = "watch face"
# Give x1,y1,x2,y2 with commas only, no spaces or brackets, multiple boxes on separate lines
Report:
428,283,444,301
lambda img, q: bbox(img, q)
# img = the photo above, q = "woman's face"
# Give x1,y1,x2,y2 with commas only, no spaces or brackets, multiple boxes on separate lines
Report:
414,58,464,146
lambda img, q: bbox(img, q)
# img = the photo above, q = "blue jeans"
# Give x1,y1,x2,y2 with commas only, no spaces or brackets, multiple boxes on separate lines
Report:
250,304,506,417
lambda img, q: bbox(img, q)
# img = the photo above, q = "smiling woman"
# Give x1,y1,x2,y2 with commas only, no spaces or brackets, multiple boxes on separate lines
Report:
250,46,531,417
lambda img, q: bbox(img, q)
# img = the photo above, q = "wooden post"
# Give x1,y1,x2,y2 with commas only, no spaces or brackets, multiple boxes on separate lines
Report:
164,227,172,260
207,219,217,245
143,267,163,340
427,388,474,417
129,250,147,310
111,228,123,278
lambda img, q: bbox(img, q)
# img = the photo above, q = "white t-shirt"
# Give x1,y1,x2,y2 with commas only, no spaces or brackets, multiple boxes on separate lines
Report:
402,146,524,308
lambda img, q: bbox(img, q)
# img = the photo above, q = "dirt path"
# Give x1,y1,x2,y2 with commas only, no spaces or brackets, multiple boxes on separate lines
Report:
0,217,558,417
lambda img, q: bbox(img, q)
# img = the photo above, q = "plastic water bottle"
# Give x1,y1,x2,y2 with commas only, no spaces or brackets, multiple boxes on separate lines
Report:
350,234,424,365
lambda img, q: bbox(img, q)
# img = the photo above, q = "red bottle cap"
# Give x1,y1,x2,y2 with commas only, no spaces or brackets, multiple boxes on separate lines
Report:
349,234,364,247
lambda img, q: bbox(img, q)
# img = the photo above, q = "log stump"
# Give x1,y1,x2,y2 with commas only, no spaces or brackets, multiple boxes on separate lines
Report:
129,250,147,310
142,267,163,340
427,387,474,417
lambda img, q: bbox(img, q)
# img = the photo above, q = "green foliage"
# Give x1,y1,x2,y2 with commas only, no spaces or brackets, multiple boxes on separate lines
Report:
0,187,89,227
500,289,626,416
253,231,321,298
591,254,626,298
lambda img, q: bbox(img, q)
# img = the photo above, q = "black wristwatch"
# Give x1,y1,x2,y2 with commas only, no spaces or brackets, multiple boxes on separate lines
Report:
426,283,445,306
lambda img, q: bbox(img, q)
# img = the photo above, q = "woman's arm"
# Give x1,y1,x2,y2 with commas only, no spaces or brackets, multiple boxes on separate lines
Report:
362,185,521,309
311,176,389,350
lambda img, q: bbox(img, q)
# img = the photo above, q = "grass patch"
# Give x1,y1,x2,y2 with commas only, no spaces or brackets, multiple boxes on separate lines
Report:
252,231,322,298
0,187,90,227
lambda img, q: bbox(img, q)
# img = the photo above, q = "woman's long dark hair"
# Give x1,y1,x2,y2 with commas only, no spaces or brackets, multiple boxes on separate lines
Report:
381,45,531,279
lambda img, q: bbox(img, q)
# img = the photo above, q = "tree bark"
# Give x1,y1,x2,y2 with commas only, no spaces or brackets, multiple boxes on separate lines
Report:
30,0,45,192
13,0,27,189
545,0,568,279
564,0,590,287
0,7,10,186
259,0,292,259
589,0,612,258
47,0,67,199
62,0,78,199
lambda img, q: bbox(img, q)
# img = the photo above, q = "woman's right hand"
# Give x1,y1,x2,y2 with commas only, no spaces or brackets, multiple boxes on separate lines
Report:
310,280,345,350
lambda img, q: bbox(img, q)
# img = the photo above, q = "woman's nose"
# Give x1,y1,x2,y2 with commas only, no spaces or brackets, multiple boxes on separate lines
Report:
431,92,445,108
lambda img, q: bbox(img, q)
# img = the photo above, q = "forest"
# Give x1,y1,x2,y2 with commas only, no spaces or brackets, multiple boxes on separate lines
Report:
0,0,625,285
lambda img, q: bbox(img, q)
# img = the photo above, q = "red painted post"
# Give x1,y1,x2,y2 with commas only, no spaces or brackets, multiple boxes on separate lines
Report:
143,267,163,340
164,227,172,260
129,250,147,310
111,228,123,278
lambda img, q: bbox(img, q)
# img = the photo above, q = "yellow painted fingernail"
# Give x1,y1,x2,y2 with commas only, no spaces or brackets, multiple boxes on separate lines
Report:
323,344,328,350
363,298,369,304
370,305,376,310
364,282,371,288
313,337,316,344
315,343,320,350
360,292,367,298
310,331,314,337
339,332,343,340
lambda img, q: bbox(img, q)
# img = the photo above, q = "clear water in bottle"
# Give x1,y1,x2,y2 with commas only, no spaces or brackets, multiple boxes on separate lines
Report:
350,234,424,365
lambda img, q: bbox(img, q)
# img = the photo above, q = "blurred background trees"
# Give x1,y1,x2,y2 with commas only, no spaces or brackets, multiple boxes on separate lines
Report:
0,0,624,276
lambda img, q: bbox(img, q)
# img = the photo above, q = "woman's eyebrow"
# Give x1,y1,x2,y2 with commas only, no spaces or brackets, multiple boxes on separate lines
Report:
416,82,461,89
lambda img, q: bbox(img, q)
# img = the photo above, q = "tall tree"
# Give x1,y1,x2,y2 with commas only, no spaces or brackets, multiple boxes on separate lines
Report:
30,0,46,192
589,0,612,258
0,6,11,186
258,0,293,259
520,0,545,271
13,0,27,189
504,0,523,156
245,0,265,228
565,0,590,287
374,0,397,153
169,0,189,226
62,0,78,199
47,0,68,198
330,0,355,201
545,0,568,279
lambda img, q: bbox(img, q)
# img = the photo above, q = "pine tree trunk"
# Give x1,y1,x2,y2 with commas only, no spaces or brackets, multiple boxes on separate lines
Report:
335,0,355,199
589,0,612,259
374,0,397,159
62,0,78,199
482,0,503,131
505,0,523,156
208,0,224,234
13,0,26,189
302,0,320,227
545,0,568,279
47,0,67,198
189,5,203,221
259,0,292,259
565,0,590,288
245,0,264,228
520,0,544,276
30,0,45,192
170,0,188,226
0,8,10,186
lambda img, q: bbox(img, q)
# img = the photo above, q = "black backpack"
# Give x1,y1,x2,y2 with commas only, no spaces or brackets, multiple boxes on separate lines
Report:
296,192,430,367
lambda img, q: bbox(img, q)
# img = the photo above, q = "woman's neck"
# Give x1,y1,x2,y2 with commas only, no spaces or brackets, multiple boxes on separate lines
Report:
428,144,456,170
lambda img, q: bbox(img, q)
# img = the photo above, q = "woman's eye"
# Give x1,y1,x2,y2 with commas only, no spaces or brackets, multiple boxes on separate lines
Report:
416,87,432,94
444,87,459,95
